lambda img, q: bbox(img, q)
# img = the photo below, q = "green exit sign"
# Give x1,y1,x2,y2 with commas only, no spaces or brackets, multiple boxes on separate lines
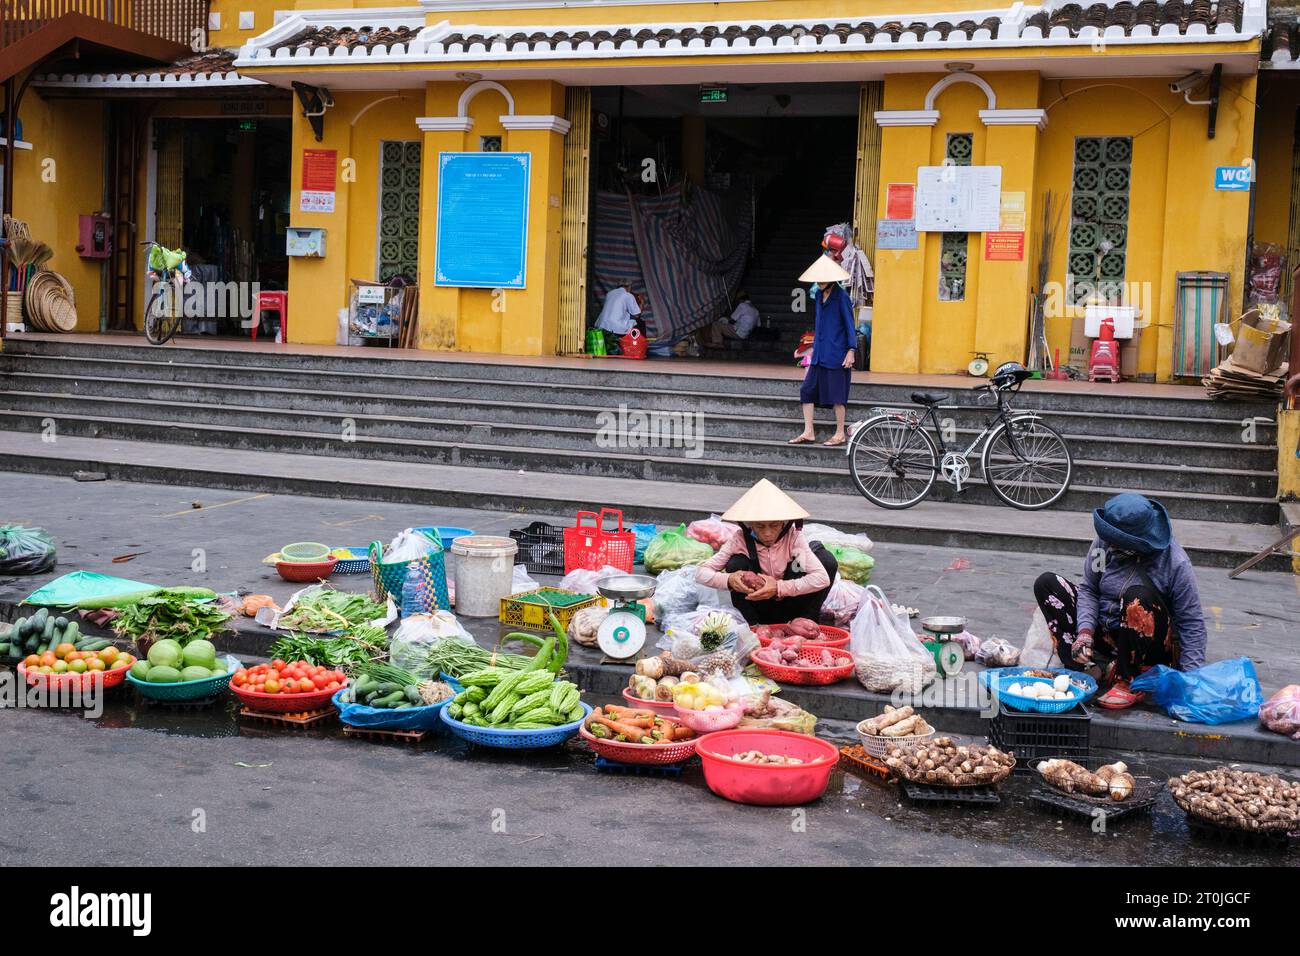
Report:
699,85,728,103
239,119,258,131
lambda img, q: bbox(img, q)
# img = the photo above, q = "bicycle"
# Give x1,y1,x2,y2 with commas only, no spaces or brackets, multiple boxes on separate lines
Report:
141,240,190,345
845,363,1073,510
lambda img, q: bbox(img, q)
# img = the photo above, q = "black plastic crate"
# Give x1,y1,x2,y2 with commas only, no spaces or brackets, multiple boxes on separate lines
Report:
509,521,566,575
899,779,1001,806
1184,814,1296,850
988,703,1091,770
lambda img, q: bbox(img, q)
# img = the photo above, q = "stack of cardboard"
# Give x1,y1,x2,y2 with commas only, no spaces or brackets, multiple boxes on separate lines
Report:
1203,304,1290,401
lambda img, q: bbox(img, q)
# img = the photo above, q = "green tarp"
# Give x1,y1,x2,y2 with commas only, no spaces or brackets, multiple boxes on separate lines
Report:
23,571,161,608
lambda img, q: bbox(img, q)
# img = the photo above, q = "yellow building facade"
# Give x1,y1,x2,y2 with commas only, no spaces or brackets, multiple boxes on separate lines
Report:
3,0,1278,384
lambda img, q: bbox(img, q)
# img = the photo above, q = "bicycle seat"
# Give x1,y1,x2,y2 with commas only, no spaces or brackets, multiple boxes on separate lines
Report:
910,391,949,406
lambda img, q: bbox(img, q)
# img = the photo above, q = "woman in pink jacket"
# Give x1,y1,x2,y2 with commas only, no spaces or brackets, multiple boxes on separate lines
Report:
695,479,838,625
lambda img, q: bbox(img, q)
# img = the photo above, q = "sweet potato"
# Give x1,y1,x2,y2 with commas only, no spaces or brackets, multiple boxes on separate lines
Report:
739,571,765,591
787,617,821,639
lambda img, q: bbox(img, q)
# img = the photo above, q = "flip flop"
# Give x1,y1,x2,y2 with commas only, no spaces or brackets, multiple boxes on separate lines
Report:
823,437,847,447
1096,680,1145,710
787,436,815,445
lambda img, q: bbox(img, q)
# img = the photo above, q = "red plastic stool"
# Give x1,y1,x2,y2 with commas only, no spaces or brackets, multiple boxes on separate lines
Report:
252,291,288,342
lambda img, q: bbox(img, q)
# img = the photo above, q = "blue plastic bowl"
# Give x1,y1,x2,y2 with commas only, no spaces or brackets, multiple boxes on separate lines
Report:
439,701,591,749
412,526,475,550
126,654,240,702
331,686,450,732
979,668,1093,715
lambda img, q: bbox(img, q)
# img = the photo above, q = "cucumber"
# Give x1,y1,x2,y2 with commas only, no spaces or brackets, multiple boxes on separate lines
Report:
372,682,401,697
0,643,10,656
41,618,55,644
54,616,68,631
32,608,48,630
62,622,80,644
394,703,413,710
403,685,422,705
13,617,28,637
36,644,48,656
25,635,38,652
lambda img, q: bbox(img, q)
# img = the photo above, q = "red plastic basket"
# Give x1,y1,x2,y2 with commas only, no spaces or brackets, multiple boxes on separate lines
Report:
751,645,855,685
621,687,678,716
276,558,337,583
697,728,839,805
579,716,699,764
231,681,344,714
18,661,132,692
563,508,634,574
755,624,850,649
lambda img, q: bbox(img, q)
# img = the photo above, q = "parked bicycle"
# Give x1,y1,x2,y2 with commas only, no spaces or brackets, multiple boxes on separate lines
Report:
141,240,191,345
845,362,1073,510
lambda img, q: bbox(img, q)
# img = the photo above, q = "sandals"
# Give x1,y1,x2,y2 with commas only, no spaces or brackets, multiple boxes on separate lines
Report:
1096,679,1146,710
787,435,815,445
823,436,847,447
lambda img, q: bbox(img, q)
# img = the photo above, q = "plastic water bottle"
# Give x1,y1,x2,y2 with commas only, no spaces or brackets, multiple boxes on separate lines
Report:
400,561,430,618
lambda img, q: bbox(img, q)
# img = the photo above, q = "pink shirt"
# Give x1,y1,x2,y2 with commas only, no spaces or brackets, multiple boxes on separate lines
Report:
696,527,830,599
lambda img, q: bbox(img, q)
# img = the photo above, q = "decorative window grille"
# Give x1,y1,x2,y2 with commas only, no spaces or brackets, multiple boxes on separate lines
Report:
1067,136,1132,305
939,133,972,302
377,141,422,282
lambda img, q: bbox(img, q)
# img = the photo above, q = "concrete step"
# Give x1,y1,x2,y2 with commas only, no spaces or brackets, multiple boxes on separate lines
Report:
0,406,1278,523
0,349,1276,434
0,377,1277,471
0,429,1284,571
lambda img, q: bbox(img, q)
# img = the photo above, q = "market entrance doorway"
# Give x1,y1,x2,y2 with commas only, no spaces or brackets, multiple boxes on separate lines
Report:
151,116,290,338
585,83,862,361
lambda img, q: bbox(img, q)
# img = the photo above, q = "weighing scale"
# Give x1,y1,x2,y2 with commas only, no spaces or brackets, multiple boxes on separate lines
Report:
919,615,966,676
595,573,657,659
967,352,991,377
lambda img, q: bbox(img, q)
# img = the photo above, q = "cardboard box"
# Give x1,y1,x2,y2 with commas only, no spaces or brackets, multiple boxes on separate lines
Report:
1119,327,1143,378
1232,306,1291,374
1068,316,1090,368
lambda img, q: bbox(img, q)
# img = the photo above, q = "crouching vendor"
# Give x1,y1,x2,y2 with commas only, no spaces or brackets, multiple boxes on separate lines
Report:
1033,493,1207,710
696,479,838,626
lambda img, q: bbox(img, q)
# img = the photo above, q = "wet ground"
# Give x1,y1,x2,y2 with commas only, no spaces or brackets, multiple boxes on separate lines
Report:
1,691,1294,866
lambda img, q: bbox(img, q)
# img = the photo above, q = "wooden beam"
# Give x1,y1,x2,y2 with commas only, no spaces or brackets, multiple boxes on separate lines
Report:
0,13,189,85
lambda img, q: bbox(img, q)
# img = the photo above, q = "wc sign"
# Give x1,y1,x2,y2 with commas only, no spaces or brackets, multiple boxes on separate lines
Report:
1214,164,1253,191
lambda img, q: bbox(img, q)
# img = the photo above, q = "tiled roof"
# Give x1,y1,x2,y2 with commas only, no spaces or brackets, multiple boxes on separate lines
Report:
264,0,1247,58
1263,17,1300,62
35,49,265,88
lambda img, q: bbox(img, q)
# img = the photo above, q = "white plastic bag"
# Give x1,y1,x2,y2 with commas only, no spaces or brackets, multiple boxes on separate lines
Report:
819,575,865,628
803,522,874,554
1019,609,1060,668
976,638,1021,668
558,564,624,596
653,565,728,620
511,564,539,595
386,528,440,563
389,610,472,676
849,585,936,693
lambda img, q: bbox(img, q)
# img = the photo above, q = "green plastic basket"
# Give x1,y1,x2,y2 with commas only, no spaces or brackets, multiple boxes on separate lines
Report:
126,655,239,701
280,541,331,562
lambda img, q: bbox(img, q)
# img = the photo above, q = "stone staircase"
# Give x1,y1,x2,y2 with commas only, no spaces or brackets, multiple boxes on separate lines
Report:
0,336,1284,567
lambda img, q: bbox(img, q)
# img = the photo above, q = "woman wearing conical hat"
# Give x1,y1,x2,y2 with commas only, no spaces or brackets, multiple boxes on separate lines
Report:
695,479,838,626
789,255,856,447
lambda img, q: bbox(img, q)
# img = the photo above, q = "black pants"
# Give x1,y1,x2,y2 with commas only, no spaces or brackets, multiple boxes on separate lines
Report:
1032,571,1175,680
724,545,837,626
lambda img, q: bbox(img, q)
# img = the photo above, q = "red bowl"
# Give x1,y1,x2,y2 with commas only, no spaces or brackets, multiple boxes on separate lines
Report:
620,687,678,716
579,715,699,764
275,558,337,583
231,680,344,713
755,624,849,649
750,645,855,685
17,660,133,692
697,728,839,805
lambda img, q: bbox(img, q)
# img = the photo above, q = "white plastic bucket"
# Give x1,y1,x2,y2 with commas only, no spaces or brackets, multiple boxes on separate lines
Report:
450,535,518,617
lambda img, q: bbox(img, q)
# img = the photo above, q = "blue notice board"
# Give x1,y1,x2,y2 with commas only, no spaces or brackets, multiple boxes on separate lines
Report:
435,152,530,288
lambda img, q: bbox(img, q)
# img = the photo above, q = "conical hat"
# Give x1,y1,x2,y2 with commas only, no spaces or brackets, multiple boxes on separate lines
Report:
799,255,851,284
722,479,811,523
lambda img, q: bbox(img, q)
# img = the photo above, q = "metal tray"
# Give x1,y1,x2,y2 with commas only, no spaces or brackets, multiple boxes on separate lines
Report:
596,573,657,601
920,615,967,634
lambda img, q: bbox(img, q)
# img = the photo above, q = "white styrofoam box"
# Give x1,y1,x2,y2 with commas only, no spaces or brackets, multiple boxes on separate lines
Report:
1084,304,1136,339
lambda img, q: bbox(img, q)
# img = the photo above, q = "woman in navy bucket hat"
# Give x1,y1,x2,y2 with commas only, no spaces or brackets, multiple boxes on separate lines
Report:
1033,493,1207,710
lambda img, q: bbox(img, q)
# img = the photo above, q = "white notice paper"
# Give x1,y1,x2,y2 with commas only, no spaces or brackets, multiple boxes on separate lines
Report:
915,166,1002,232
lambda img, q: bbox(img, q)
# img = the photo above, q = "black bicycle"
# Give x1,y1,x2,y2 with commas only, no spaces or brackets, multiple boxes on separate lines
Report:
845,363,1073,510
141,239,189,345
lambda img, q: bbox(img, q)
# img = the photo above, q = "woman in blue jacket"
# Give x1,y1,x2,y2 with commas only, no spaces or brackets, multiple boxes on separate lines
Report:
789,256,857,447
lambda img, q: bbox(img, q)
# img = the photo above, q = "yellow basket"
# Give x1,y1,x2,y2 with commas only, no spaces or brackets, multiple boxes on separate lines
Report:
499,587,597,632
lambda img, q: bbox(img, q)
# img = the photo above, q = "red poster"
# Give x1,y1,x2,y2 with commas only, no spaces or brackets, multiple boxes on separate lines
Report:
885,183,915,220
301,149,337,192
984,231,1025,261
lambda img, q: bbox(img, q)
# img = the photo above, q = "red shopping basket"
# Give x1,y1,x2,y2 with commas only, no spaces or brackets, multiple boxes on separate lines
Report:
563,508,635,574
619,328,648,360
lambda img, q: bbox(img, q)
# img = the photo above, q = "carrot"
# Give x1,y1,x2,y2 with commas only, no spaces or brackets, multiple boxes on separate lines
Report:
671,725,696,741
595,716,652,740
606,704,654,720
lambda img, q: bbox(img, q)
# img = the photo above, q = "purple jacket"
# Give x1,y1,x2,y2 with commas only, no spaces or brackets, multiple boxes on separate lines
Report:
1077,539,1207,670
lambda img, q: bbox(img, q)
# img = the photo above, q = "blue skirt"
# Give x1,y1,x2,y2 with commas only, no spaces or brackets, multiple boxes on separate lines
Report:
800,364,851,408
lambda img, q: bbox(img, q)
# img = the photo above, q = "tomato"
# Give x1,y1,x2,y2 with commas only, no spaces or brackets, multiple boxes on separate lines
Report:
271,659,287,671
311,674,328,690
232,672,248,687
53,642,75,660
68,659,88,674
39,652,57,668
23,654,39,668
264,679,281,694
86,658,106,672
325,681,340,692
99,646,120,665
299,678,315,693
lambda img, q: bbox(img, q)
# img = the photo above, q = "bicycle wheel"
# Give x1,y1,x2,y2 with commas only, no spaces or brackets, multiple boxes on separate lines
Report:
848,417,938,509
143,279,183,345
982,416,1073,510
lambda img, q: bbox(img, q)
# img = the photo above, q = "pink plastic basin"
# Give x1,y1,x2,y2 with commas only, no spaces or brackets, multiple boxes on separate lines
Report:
696,728,839,806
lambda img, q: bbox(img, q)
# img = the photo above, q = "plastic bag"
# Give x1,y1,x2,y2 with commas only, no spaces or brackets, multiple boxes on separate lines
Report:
388,611,472,677
386,528,441,563
818,576,864,628
567,605,608,647
335,687,451,732
825,544,874,584
1259,685,1300,739
642,523,714,574
1130,657,1263,725
511,564,538,595
685,514,740,552
976,638,1021,668
652,565,727,621
558,564,624,595
1019,609,1060,668
950,630,982,661
631,523,658,564
848,585,936,693
658,606,757,676
803,522,873,553
0,525,56,575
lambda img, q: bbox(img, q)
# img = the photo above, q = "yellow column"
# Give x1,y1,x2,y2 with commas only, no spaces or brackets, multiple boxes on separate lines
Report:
871,123,933,374
286,105,350,344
